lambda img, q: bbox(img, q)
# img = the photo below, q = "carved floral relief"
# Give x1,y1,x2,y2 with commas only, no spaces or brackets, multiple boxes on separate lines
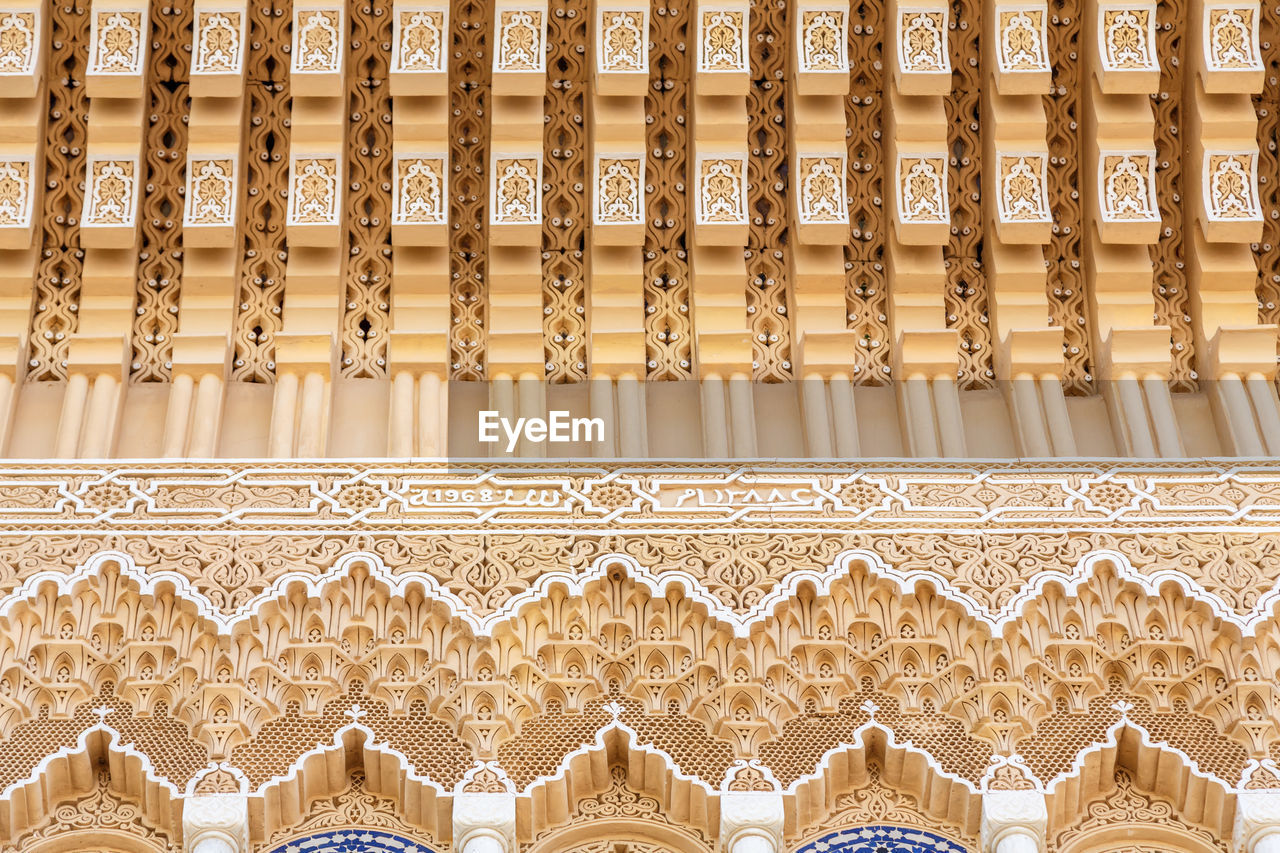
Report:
393,156,446,224
288,157,340,224
493,157,541,223
292,9,341,72
0,160,32,227
997,155,1051,222
897,156,948,223
599,9,645,71
185,159,236,226
83,158,138,226
1099,6,1156,71
497,9,543,71
799,9,845,72
697,156,747,223
1204,6,1261,71
1205,152,1261,220
996,7,1048,72
394,8,445,72
89,9,144,74
1100,153,1158,221
595,157,643,224
798,156,848,223
699,9,746,72
192,10,242,73
0,12,36,74
898,9,948,73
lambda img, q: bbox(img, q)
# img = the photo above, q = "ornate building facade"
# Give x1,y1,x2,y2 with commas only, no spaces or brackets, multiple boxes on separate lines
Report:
0,0,1278,850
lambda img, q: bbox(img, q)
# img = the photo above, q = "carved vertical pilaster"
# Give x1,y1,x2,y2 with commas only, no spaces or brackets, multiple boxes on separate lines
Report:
0,0,45,454
385,0,451,456
1183,0,1280,454
267,1,347,457
690,0,754,456
57,0,151,458
983,0,1075,456
165,0,249,458
1083,0,1180,457
884,0,963,457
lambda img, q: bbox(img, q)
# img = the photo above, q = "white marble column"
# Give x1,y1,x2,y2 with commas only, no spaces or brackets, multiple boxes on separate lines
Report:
980,790,1047,853
183,795,249,853
1237,791,1280,853
720,792,785,853
453,792,516,853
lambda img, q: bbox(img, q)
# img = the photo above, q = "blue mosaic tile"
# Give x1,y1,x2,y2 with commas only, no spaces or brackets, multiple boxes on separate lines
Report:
794,824,971,853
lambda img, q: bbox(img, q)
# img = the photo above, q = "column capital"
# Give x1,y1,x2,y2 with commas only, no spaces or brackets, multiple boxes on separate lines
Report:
453,792,516,853
183,794,248,853
719,791,784,852
1236,791,1280,853
980,790,1047,853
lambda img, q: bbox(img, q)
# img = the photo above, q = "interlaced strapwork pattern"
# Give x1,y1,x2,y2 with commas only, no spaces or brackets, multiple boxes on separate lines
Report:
944,0,993,389
541,0,589,383
130,0,192,383
341,0,393,378
843,0,891,384
746,0,791,382
27,0,89,383
1042,0,1094,394
643,2,693,379
1151,0,1194,392
1255,2,1280,332
448,0,492,380
231,0,292,383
